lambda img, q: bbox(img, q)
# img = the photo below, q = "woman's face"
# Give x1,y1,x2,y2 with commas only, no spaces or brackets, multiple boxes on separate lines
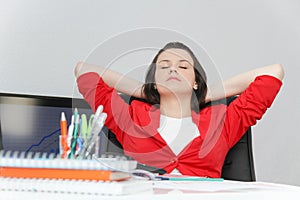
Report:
155,48,196,96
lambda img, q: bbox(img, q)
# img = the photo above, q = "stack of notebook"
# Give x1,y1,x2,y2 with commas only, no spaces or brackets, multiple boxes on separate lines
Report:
0,150,153,195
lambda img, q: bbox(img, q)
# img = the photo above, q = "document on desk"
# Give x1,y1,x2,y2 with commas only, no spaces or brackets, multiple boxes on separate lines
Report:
153,180,288,192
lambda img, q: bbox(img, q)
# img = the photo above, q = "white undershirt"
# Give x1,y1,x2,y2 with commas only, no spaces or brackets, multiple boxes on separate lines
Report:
157,114,200,156
157,115,200,174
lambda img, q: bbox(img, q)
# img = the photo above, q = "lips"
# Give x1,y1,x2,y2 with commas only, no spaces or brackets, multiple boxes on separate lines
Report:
167,76,181,81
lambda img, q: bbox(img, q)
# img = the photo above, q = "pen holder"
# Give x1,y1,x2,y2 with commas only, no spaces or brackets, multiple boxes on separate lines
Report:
59,135,100,159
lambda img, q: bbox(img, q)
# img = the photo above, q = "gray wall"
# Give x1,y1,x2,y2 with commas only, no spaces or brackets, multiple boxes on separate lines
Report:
1,0,299,186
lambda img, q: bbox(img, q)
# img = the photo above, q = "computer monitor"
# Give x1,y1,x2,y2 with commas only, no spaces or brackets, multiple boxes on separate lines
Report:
0,93,93,154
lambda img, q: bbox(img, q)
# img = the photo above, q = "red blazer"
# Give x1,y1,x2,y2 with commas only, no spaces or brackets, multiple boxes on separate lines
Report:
77,73,282,178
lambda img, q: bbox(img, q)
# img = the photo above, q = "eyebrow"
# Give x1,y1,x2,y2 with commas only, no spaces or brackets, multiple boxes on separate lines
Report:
158,59,193,66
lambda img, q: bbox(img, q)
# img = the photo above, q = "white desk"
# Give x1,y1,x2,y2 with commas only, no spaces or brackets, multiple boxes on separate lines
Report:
2,180,300,200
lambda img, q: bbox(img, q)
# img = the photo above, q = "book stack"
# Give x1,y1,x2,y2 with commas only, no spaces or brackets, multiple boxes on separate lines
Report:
0,150,153,195
0,150,135,180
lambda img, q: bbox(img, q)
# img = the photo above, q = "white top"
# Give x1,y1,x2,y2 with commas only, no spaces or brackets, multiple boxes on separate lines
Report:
157,114,200,156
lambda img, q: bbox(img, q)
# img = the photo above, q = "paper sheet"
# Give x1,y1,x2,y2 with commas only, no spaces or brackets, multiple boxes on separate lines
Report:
152,180,295,192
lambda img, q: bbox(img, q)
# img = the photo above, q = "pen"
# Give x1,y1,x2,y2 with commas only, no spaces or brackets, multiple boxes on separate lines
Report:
69,108,80,159
86,114,94,138
60,112,69,158
76,118,84,155
67,115,74,151
155,176,224,182
81,114,88,141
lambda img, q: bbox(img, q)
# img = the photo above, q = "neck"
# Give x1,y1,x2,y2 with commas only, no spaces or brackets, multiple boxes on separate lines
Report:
159,94,192,118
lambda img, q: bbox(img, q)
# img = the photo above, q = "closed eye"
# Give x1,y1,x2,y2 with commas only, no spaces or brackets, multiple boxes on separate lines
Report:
179,66,188,69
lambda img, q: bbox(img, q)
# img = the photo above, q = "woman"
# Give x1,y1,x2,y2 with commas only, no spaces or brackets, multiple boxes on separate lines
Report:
75,42,284,178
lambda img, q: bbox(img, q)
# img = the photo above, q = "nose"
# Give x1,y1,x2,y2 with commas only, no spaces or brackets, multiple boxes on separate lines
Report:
169,66,178,74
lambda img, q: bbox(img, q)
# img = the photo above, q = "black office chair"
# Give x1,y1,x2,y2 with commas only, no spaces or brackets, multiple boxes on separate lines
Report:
101,95,256,181
0,122,3,150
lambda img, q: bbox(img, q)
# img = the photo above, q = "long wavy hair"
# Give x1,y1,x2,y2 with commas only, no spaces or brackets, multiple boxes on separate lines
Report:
142,42,207,112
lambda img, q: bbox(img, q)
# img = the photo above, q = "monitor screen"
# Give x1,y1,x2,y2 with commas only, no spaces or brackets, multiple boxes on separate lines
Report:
0,93,93,154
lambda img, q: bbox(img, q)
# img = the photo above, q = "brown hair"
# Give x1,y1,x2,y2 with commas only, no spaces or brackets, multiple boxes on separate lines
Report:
142,42,207,111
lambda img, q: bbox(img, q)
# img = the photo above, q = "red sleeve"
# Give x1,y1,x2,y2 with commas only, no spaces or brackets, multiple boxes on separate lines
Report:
76,72,131,142
225,75,282,147
76,72,156,143
77,72,101,112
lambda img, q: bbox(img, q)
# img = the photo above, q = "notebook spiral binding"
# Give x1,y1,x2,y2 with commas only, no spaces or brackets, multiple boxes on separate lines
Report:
0,150,137,171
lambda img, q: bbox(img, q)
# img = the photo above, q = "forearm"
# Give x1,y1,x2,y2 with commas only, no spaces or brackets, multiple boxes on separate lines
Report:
75,61,144,98
206,63,285,102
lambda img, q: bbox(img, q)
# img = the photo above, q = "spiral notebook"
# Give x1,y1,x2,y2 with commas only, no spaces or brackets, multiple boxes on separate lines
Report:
0,150,136,170
0,150,137,180
0,150,153,195
0,177,153,195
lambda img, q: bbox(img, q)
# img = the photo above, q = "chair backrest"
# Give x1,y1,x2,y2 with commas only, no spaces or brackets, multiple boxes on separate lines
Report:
221,128,256,181
101,95,256,181
0,122,3,150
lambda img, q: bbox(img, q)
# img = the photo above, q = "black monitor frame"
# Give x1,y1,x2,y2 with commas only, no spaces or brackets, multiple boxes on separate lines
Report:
0,92,92,153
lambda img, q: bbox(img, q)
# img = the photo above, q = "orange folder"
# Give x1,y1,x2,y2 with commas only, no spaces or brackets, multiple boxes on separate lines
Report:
0,167,130,181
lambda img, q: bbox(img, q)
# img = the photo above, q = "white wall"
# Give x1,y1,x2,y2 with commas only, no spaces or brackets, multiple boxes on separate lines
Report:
1,0,300,186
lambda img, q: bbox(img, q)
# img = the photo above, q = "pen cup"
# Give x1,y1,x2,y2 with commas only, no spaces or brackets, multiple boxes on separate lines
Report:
59,135,100,159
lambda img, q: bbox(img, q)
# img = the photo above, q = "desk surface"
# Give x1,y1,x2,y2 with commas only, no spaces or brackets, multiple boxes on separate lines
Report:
2,180,300,200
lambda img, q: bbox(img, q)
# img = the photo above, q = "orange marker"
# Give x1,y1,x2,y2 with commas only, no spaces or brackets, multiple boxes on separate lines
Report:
60,112,69,158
